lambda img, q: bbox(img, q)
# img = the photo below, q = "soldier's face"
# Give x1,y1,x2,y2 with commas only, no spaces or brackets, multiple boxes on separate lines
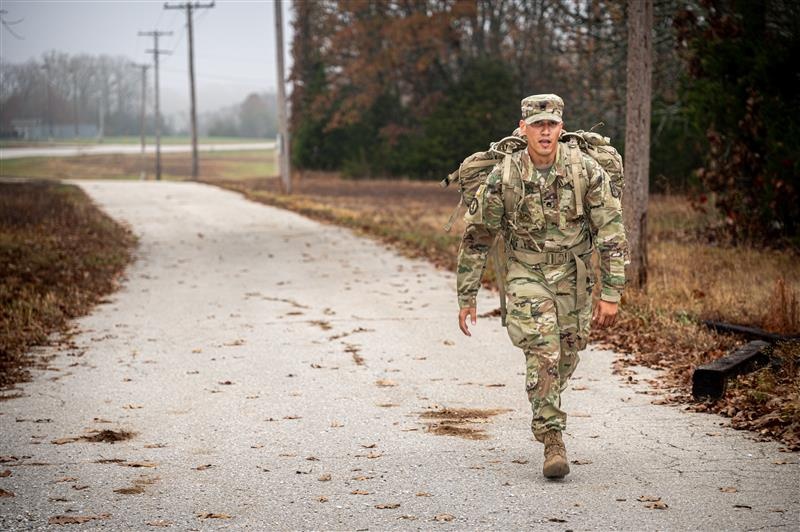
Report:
520,119,562,160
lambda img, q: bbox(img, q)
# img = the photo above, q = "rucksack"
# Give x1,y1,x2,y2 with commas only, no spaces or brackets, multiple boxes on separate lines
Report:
442,127,624,323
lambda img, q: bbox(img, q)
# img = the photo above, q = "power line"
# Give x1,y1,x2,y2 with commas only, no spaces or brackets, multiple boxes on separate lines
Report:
139,29,173,181
164,1,215,181
0,9,25,40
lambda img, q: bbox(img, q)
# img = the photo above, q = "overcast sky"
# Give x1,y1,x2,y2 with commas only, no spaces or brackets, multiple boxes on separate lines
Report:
0,0,294,116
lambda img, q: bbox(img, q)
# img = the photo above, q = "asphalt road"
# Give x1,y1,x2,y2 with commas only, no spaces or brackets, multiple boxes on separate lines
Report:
0,142,274,160
1,181,797,530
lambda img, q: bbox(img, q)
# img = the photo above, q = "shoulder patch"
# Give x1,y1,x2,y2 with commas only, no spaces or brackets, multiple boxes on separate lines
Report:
468,197,479,215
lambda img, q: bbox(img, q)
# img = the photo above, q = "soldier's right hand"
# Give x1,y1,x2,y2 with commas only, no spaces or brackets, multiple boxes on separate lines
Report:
458,307,477,336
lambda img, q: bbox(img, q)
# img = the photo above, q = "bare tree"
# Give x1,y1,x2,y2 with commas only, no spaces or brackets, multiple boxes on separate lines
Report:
622,0,653,289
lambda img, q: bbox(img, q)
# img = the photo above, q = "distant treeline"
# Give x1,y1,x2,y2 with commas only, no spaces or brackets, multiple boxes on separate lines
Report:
202,93,278,139
289,0,693,189
289,0,799,242
0,51,278,140
0,52,160,138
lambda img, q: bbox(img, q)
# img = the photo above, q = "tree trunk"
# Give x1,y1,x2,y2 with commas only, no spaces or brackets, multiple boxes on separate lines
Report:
623,0,652,290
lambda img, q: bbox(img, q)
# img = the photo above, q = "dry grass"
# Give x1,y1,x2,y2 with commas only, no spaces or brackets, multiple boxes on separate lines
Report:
0,181,136,388
0,150,275,182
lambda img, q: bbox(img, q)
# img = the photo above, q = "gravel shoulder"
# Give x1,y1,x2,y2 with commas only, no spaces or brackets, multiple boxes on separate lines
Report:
0,180,797,530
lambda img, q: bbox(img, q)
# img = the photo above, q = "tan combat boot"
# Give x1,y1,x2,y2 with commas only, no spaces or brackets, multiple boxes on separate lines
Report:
542,430,570,479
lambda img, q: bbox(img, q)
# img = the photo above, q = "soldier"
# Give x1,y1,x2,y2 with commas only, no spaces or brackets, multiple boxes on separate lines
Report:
456,94,627,479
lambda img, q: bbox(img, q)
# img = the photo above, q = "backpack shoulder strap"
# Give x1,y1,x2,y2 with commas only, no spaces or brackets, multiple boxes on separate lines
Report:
565,139,586,216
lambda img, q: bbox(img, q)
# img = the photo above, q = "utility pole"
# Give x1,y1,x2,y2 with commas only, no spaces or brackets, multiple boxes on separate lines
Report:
164,1,215,181
40,63,53,139
133,63,150,180
71,65,79,138
139,30,172,181
274,0,291,193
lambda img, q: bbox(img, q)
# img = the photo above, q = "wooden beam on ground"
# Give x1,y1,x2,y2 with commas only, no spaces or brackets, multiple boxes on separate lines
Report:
692,340,772,400
702,320,793,342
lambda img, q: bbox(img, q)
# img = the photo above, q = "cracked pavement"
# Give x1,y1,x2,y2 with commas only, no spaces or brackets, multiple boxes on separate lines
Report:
1,180,798,530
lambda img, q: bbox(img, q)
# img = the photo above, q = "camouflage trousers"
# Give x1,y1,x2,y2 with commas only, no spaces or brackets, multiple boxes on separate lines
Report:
505,266,593,440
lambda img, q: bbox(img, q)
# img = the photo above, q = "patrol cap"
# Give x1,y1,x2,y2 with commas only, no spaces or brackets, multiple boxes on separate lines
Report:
521,94,564,124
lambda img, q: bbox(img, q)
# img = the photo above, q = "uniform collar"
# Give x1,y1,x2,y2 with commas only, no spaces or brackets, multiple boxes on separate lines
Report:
520,144,564,188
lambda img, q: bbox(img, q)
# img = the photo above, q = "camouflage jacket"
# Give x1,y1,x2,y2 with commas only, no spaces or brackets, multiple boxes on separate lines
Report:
457,142,627,309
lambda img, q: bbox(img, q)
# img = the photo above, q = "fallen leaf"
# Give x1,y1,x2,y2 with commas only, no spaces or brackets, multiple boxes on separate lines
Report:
317,496,329,503
773,460,792,465
124,461,157,468
191,348,202,353
351,489,370,495
193,464,213,471
433,513,454,521
375,379,397,387
306,456,319,462
443,340,455,346
511,458,529,464
572,385,589,391
645,501,669,510
318,473,332,482
719,486,738,493
0,489,14,497
197,512,232,519
330,420,343,427
51,437,81,445
366,451,383,459
114,486,145,495
48,514,111,525
416,492,432,497
398,514,417,520
145,519,174,527
361,443,376,449
71,484,89,490
376,503,400,509
0,469,11,477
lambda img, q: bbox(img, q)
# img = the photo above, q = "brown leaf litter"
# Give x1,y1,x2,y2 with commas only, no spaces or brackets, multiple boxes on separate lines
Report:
51,429,135,445
48,513,111,525
419,407,511,441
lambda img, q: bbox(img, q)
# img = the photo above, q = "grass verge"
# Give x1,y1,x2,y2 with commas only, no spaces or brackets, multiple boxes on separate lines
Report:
208,173,800,450
0,150,275,182
0,181,136,389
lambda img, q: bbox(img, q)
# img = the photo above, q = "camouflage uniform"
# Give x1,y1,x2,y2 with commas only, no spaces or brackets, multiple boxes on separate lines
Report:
457,95,627,440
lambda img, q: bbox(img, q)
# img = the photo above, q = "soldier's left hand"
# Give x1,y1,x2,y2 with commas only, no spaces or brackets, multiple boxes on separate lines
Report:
592,300,618,328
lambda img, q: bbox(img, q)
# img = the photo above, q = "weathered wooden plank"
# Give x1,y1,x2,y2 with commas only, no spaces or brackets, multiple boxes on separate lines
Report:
692,341,772,400
702,320,792,342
